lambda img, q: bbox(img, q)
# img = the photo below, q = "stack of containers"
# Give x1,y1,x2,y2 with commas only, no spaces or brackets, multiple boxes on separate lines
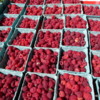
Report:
0,0,100,99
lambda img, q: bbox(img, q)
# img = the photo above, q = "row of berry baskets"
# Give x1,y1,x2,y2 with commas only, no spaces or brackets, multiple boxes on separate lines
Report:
0,0,100,100
1,2,100,16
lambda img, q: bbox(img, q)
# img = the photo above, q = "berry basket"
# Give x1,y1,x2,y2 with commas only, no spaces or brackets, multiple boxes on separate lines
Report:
63,4,83,14
65,14,88,29
87,16,100,32
58,47,90,74
26,47,60,75
0,46,31,72
4,3,26,17
0,14,19,28
0,27,13,44
24,5,45,16
42,15,64,29
90,50,100,78
55,71,95,100
34,29,63,49
61,28,88,49
88,31,100,51
8,28,36,49
83,4,100,16
18,72,57,100
44,4,63,15
0,69,23,100
16,15,41,30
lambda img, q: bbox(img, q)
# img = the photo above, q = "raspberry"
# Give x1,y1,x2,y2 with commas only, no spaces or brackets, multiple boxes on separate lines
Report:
59,91,65,97
69,95,77,100
83,92,92,100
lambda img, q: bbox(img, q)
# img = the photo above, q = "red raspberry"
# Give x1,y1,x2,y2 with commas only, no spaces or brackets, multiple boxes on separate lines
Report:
59,91,65,97
83,92,92,100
